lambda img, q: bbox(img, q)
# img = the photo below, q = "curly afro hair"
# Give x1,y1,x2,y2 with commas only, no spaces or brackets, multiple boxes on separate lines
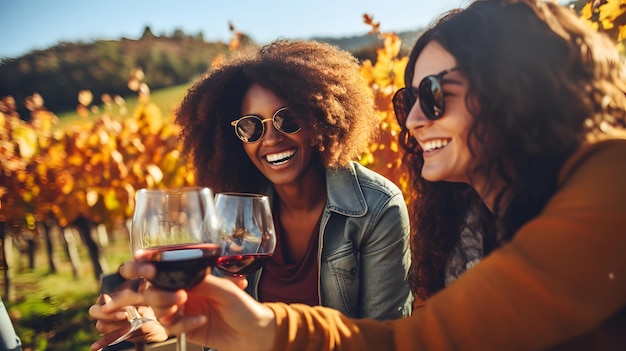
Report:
175,39,379,193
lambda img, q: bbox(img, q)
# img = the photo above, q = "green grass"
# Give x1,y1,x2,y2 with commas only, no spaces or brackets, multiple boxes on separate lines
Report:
55,82,192,128
4,228,133,351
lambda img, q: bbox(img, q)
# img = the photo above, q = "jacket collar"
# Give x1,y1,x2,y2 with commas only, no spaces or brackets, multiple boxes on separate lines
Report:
325,162,367,217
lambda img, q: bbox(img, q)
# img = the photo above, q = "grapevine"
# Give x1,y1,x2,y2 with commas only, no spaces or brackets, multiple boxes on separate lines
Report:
1,4,623,286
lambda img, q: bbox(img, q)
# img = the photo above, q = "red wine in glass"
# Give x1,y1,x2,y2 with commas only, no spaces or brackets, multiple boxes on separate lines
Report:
216,252,272,276
135,243,222,291
214,193,276,277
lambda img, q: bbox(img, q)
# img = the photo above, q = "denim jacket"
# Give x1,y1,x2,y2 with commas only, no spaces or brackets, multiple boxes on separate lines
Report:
246,161,413,320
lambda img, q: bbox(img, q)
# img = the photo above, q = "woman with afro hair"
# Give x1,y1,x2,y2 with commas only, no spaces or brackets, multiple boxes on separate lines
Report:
175,39,412,319
89,39,412,351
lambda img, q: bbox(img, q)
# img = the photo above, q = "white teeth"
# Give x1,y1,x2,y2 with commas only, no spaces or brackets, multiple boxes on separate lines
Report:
266,150,295,164
422,139,449,152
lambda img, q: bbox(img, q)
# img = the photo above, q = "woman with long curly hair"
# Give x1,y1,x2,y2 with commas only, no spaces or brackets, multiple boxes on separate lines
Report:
89,39,412,351
115,0,626,349
399,0,626,303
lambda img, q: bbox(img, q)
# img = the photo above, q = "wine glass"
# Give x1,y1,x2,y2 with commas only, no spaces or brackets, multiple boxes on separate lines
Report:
131,187,221,351
214,193,276,277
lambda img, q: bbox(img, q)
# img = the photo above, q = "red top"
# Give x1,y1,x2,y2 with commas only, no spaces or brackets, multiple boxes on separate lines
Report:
258,212,321,306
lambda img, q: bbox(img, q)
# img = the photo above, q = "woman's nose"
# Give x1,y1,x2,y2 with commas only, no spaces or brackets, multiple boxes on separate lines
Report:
261,121,284,144
405,100,430,131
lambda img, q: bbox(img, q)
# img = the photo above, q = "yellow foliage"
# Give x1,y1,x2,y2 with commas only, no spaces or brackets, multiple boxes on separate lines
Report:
78,90,93,107
2,9,623,228
103,188,121,211
360,35,407,92
357,19,410,195
619,25,626,41
86,189,99,207
580,0,626,44
11,124,39,161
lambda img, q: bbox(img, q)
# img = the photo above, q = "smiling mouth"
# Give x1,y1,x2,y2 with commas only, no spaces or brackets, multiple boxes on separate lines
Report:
266,149,295,165
422,139,450,152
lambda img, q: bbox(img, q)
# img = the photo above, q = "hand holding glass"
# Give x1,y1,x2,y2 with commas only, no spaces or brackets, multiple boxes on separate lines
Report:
99,272,155,347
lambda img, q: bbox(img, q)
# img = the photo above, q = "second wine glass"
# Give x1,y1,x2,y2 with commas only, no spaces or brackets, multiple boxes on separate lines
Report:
214,193,276,277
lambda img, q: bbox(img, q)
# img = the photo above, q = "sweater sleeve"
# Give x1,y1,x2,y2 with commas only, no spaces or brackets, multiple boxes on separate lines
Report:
267,140,626,351
267,302,395,351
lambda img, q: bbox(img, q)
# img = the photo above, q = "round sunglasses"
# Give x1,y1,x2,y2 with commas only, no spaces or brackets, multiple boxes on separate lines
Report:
392,67,460,127
230,106,301,143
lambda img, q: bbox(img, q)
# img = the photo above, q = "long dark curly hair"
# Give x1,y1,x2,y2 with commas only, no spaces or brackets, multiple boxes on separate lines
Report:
399,0,626,300
175,39,379,193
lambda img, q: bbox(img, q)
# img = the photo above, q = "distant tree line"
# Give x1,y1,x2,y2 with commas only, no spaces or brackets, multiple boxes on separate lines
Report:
0,26,231,117
0,23,425,118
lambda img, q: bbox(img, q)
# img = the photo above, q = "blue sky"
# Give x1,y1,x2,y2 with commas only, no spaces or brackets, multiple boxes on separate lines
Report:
1,0,471,59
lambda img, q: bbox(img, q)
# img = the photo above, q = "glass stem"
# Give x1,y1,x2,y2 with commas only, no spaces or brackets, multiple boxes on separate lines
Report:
125,306,143,322
177,332,187,351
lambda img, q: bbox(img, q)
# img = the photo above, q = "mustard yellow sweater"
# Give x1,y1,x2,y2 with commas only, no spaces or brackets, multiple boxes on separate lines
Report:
267,138,626,350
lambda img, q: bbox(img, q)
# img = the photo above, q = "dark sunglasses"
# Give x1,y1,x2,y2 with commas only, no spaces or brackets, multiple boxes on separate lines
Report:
392,67,460,127
230,106,301,143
